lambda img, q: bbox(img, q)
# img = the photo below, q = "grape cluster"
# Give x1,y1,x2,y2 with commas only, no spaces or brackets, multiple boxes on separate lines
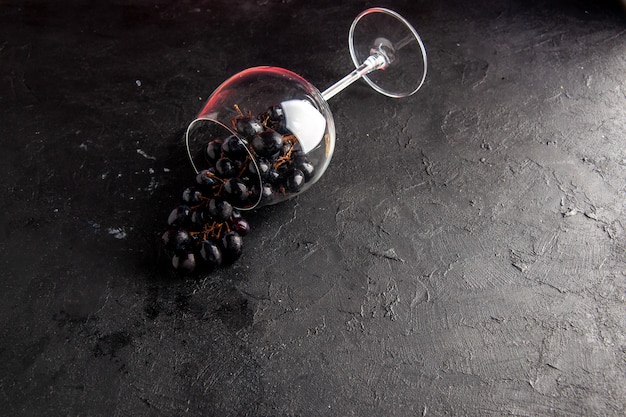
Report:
162,103,316,274
161,187,250,274
228,104,316,206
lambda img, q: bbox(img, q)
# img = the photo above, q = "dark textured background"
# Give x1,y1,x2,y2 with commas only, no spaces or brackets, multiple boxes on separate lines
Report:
1,0,625,415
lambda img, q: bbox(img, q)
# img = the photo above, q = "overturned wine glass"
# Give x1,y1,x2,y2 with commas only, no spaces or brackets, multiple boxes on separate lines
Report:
164,8,428,273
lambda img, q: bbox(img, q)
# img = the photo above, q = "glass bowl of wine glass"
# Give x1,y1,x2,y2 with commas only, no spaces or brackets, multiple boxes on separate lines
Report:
185,66,336,210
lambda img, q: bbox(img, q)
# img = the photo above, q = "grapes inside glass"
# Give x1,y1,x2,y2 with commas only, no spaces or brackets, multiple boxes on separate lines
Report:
165,8,427,273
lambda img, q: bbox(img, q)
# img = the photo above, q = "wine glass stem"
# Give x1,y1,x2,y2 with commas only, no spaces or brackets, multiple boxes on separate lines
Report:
321,53,388,101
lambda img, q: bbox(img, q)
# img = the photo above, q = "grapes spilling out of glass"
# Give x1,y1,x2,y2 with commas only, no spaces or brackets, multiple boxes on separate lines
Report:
162,8,427,274
162,103,319,273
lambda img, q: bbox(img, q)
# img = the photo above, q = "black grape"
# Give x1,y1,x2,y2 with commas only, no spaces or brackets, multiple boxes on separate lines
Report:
221,135,248,159
285,169,305,193
221,231,243,261
206,139,223,161
172,251,196,273
224,178,249,204
167,205,191,227
252,130,283,158
200,240,223,268
215,157,237,178
234,116,264,138
208,199,233,222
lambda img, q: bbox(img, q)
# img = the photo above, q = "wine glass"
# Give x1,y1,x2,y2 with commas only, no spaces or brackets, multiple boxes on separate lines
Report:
166,8,427,272
184,7,427,210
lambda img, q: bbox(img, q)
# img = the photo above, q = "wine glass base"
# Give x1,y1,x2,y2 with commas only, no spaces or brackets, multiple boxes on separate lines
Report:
349,7,427,98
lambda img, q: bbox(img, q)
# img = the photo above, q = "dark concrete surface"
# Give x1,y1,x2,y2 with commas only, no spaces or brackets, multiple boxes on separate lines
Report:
1,0,625,415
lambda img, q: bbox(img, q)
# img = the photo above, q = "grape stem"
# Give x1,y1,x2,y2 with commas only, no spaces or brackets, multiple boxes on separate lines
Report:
191,219,231,241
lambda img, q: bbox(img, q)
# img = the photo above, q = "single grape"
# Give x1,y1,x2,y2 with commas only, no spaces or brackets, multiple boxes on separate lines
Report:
285,169,305,193
264,104,284,121
190,208,208,226
215,157,237,178
231,217,250,236
266,168,280,184
238,174,255,191
172,251,196,273
251,182,275,205
267,163,289,185
293,155,315,181
252,130,283,158
162,228,192,253
234,116,264,138
221,231,243,261
263,104,287,134
167,205,191,227
206,139,223,161
200,240,223,268
208,199,233,222
248,157,271,179
221,135,248,159
224,178,249,204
